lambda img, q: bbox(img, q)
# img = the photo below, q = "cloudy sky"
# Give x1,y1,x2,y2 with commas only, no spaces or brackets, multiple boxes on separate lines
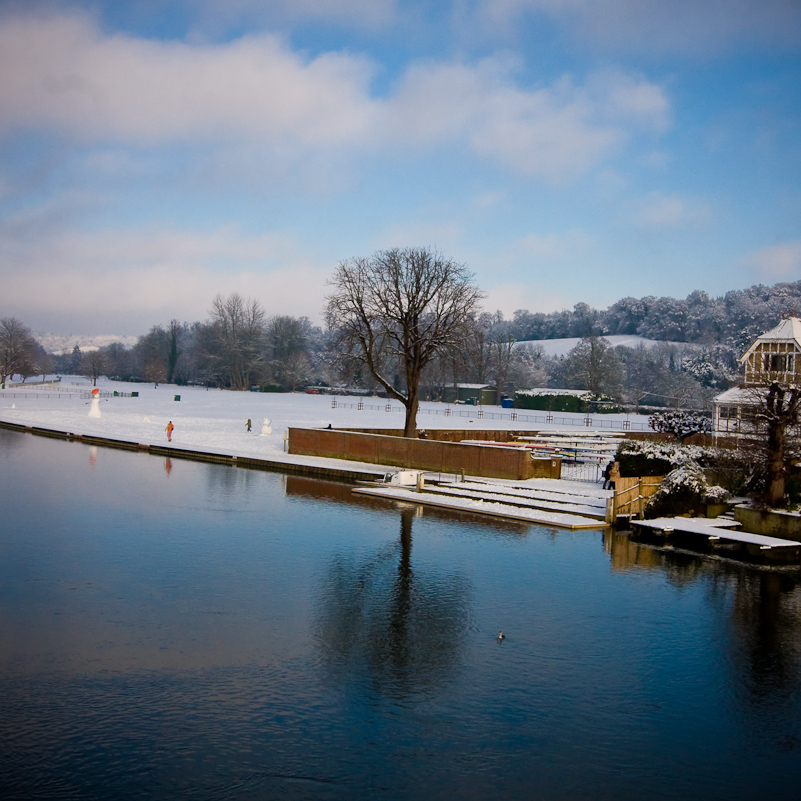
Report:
1,0,800,335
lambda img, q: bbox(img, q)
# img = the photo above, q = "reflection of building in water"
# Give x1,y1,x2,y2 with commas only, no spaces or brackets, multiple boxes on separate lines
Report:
285,475,356,504
603,529,663,572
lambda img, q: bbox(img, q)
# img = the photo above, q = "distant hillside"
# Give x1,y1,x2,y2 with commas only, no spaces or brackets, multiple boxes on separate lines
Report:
518,335,685,358
35,333,139,355
504,279,801,349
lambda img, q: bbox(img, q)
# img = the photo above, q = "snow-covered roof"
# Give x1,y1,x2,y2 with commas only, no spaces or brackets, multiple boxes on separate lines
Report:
739,316,801,363
713,386,766,404
516,387,592,398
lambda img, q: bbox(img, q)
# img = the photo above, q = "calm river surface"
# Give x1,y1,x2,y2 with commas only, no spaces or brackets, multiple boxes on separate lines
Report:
2,429,801,800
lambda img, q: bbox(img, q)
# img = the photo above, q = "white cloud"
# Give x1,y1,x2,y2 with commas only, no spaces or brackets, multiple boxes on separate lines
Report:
0,223,331,333
385,61,668,182
741,241,801,279
0,12,377,146
0,12,669,184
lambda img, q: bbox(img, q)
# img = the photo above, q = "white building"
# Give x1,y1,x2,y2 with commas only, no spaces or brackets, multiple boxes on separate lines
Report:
714,314,801,437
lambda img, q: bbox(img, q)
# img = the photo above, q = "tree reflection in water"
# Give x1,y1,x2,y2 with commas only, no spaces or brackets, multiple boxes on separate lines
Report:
314,506,470,700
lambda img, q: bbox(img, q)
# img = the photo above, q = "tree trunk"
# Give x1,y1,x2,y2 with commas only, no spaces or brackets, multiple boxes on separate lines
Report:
765,383,788,507
766,421,786,507
403,386,419,437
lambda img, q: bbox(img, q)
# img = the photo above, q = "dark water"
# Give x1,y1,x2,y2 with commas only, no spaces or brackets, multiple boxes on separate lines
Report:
2,430,801,800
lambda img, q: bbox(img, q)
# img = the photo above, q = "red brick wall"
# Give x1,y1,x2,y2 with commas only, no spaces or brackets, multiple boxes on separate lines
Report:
288,428,561,480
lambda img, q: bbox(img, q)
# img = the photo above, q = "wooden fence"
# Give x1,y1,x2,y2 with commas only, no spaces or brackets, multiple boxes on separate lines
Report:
613,476,664,520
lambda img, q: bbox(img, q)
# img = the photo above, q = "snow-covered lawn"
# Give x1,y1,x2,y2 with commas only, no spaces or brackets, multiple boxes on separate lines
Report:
0,376,651,469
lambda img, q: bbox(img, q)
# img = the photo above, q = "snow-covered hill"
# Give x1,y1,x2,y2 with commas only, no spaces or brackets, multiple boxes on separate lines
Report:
35,333,139,355
517,335,690,358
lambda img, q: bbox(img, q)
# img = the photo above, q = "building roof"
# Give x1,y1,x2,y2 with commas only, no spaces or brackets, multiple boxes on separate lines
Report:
713,386,765,404
516,387,592,398
740,315,801,364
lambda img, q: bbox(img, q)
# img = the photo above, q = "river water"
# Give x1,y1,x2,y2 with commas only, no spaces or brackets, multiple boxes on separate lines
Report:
1,429,800,800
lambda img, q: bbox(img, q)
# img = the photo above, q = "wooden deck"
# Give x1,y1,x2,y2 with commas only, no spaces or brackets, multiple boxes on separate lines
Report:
630,517,801,549
353,485,608,530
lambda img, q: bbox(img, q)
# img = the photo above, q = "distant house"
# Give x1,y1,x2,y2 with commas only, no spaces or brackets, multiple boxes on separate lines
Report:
422,383,496,405
713,314,801,437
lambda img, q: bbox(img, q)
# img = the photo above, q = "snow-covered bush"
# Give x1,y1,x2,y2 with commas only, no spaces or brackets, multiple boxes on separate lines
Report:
616,438,706,476
648,410,712,442
645,462,728,518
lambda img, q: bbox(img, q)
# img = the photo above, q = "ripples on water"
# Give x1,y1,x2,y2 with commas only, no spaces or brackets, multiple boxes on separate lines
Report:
1,430,801,800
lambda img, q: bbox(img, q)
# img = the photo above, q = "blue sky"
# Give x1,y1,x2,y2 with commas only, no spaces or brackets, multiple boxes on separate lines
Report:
1,0,800,335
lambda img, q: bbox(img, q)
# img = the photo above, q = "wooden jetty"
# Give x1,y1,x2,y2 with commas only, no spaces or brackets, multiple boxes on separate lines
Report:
630,516,801,553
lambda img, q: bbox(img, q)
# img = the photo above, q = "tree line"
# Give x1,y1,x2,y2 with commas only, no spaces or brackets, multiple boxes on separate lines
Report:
505,281,801,350
3,264,800,414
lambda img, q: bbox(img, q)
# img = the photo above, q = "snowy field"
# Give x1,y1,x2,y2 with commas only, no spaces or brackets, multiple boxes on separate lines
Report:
518,334,686,358
0,376,651,478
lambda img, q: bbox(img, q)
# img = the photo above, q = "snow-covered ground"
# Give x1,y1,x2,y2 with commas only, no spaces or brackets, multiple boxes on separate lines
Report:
0,376,650,475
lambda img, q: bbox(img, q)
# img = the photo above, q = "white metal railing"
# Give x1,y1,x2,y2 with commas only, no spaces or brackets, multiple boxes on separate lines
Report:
328,399,649,430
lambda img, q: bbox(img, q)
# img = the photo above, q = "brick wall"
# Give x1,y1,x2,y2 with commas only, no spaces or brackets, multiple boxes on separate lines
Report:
288,428,561,481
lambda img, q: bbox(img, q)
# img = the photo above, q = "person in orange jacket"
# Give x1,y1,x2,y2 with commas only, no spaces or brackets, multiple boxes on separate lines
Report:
166,421,174,442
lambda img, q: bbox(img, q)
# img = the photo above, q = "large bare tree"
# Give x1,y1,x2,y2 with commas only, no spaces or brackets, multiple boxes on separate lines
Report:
326,248,483,437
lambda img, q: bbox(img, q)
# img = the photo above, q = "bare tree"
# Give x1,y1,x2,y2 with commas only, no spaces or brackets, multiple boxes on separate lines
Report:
209,293,267,390
0,317,38,386
326,248,483,437
487,331,517,404
167,319,183,383
459,313,494,384
80,349,110,387
508,343,548,390
267,315,311,389
564,335,624,398
135,325,170,386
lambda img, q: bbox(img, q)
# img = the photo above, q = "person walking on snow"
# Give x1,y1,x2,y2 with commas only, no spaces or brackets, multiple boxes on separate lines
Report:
602,460,614,490
247,418,252,432
166,421,174,442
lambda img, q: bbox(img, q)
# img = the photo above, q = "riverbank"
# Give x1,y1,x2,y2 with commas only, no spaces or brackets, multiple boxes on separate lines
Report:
0,376,648,491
